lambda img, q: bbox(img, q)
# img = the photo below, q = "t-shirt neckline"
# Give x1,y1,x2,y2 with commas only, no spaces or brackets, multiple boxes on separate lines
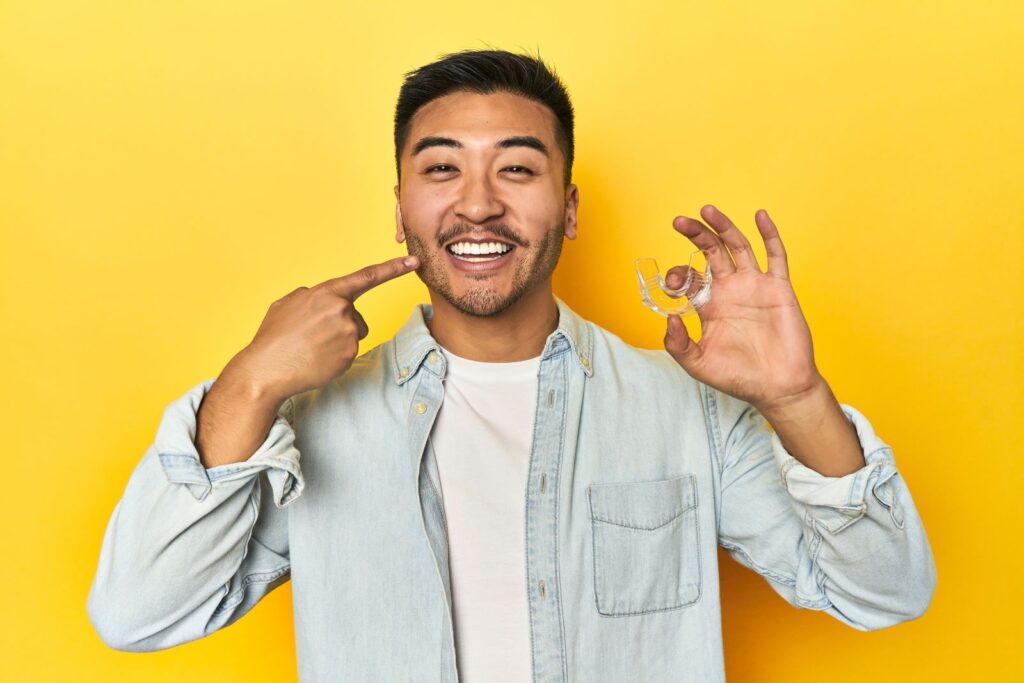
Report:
439,344,542,380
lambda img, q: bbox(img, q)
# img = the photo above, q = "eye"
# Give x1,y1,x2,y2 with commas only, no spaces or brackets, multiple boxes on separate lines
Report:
425,164,457,174
502,166,534,175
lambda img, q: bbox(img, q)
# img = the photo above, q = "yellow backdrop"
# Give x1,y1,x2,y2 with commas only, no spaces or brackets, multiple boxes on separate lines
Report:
3,1,1021,680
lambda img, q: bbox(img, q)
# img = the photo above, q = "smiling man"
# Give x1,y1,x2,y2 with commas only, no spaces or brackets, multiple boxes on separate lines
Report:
88,50,937,682
396,86,576,360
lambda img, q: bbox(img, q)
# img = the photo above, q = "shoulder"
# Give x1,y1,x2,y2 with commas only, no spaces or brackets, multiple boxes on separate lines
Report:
587,317,673,367
586,319,697,389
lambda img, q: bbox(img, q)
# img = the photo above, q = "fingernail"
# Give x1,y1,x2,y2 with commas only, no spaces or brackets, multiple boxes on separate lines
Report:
404,256,419,267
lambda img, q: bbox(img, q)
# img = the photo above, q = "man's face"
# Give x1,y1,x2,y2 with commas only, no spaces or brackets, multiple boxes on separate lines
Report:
395,90,579,317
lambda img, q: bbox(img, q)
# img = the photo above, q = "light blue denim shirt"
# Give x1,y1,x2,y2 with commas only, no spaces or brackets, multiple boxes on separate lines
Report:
87,295,936,681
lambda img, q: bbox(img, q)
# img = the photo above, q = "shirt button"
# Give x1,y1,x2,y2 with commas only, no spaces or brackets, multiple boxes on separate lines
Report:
538,579,547,600
547,389,555,407
399,367,410,378
414,402,427,414
580,355,590,370
427,352,439,364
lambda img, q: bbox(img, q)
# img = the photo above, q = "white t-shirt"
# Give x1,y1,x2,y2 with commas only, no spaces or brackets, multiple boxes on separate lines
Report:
429,344,542,682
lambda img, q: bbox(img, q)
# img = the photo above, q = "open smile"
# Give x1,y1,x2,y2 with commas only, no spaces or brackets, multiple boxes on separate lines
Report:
444,242,517,273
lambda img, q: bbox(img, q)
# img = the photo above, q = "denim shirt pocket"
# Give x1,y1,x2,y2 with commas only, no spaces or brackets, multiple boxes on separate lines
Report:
587,473,701,617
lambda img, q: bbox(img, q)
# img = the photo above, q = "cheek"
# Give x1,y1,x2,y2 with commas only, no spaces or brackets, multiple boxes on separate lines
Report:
403,186,448,222
515,189,563,226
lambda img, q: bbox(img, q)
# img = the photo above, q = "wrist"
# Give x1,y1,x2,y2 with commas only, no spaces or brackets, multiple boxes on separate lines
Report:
755,373,833,425
219,350,287,409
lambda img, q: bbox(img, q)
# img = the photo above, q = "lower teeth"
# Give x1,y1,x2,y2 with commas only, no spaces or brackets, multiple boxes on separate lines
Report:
453,253,506,262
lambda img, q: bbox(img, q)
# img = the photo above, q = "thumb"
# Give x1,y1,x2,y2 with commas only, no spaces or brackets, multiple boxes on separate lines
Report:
664,314,702,370
353,308,369,340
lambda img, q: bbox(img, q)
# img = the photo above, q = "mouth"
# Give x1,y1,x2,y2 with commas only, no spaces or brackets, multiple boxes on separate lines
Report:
444,240,517,273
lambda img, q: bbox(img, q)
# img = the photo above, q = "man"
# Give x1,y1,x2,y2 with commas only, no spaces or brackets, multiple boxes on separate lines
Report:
87,50,936,681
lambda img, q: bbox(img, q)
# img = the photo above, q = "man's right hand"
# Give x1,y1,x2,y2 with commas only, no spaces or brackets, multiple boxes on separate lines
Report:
195,254,420,468
228,254,421,404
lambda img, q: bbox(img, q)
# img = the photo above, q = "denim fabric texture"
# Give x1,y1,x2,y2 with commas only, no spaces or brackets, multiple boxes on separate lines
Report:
87,295,937,682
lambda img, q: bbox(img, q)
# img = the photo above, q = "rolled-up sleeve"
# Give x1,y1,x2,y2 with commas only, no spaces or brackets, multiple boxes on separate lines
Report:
87,379,305,652
706,385,937,631
156,378,304,507
770,404,905,534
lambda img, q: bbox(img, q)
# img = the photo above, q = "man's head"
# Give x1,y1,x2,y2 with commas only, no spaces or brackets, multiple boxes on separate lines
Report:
392,49,579,318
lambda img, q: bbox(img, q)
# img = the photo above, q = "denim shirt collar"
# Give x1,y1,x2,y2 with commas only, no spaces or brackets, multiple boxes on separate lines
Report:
392,294,594,385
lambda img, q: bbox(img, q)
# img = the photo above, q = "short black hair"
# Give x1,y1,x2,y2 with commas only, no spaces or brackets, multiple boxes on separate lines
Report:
394,49,575,187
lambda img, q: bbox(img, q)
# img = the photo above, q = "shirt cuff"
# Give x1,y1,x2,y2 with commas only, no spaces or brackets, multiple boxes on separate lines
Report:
770,403,902,534
154,379,305,507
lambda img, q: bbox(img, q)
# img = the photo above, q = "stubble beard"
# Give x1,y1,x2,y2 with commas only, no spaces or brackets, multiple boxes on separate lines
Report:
403,221,565,318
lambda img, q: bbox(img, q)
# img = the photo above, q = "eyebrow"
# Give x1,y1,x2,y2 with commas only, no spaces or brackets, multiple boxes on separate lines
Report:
411,135,549,157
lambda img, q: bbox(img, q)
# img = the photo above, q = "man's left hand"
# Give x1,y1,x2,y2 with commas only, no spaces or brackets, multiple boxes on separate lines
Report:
663,204,825,413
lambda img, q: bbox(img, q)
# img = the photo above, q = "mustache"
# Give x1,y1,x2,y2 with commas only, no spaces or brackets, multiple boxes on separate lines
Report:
436,223,529,248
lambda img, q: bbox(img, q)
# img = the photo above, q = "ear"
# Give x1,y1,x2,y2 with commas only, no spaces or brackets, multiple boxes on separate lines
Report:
563,183,580,240
394,184,405,243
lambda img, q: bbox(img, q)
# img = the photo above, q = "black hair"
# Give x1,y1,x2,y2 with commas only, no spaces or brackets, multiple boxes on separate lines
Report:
394,49,574,187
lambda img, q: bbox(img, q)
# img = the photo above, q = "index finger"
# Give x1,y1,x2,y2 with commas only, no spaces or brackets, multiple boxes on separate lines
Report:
319,254,420,300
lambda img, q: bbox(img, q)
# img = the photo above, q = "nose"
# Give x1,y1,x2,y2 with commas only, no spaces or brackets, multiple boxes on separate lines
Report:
452,171,504,225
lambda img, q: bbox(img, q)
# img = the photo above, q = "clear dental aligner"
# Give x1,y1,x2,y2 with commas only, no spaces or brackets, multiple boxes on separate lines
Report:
635,250,712,317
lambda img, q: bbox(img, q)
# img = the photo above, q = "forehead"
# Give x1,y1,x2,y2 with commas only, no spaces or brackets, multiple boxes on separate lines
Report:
404,91,559,153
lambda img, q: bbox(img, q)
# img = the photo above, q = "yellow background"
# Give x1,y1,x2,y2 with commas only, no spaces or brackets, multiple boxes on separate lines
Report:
2,0,1021,680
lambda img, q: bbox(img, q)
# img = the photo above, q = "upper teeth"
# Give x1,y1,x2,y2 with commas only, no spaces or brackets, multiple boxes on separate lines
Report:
449,242,513,256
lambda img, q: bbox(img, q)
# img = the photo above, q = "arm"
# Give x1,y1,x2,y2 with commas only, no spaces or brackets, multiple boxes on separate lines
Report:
704,383,937,630
86,379,305,652
662,205,936,627
196,350,290,468
85,255,418,651
757,377,866,478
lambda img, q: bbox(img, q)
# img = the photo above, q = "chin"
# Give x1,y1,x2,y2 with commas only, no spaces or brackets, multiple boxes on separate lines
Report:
438,282,538,318
446,291,518,317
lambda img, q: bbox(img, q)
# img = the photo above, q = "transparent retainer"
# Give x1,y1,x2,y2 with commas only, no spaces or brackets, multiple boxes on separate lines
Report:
635,249,713,317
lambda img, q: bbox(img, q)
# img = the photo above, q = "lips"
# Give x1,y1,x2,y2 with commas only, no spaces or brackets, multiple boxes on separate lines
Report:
445,245,516,273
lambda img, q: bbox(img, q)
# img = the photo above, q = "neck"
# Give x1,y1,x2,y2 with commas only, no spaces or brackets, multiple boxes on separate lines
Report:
425,283,558,362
